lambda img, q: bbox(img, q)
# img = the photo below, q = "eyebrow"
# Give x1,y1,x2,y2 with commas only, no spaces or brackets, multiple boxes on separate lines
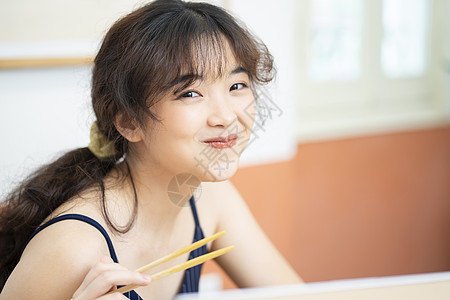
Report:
230,66,250,76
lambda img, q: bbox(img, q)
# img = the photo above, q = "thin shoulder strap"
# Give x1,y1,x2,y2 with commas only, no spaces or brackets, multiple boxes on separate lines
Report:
189,196,200,227
25,213,119,263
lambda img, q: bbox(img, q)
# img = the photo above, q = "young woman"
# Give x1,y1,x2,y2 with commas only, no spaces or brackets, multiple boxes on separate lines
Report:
0,0,301,299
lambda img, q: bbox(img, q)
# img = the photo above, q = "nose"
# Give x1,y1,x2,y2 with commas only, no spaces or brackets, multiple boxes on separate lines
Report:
206,94,237,128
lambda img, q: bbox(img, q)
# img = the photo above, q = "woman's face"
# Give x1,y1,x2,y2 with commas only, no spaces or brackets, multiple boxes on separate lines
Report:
134,46,255,182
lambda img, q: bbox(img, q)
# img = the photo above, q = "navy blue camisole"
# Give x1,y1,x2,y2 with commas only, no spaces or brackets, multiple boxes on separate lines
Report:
25,196,207,299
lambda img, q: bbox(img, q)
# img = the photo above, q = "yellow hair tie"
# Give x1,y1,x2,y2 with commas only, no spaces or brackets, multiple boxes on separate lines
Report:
88,122,116,159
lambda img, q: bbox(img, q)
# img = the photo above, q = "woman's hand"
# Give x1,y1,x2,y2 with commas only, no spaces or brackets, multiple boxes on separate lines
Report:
71,256,151,300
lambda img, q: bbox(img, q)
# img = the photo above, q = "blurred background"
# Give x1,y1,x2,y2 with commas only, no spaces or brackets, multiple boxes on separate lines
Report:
0,0,449,288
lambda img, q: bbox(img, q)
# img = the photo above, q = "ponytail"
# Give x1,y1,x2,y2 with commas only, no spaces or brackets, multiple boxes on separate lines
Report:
0,147,117,290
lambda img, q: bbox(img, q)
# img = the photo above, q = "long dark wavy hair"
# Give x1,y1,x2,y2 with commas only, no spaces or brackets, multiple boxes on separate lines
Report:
0,0,274,290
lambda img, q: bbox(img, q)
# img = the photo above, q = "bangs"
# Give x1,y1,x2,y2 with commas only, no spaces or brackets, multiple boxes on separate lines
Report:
164,21,230,93
137,3,272,106
146,10,237,99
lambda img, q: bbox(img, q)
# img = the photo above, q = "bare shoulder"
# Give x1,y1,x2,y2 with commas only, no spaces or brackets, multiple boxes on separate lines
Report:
201,181,303,287
1,212,110,300
46,187,103,221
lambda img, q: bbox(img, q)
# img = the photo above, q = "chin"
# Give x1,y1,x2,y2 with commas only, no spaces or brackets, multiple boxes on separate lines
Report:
195,159,240,182
208,168,238,182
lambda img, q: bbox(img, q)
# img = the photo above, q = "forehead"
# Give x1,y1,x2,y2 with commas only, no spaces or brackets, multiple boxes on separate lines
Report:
181,35,241,79
160,35,248,96
145,33,252,107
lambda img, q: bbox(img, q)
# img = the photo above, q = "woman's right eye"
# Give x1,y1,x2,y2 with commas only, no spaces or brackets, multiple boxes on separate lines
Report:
180,91,200,98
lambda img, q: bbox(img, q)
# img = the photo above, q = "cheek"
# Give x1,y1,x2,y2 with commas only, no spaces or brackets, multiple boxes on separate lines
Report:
235,94,256,130
145,105,204,173
160,104,204,141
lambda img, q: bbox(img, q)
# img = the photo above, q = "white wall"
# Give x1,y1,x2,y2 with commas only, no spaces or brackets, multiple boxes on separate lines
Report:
0,0,146,197
0,67,93,197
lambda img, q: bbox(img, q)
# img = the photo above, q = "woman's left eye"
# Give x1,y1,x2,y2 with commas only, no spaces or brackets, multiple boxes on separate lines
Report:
230,83,247,91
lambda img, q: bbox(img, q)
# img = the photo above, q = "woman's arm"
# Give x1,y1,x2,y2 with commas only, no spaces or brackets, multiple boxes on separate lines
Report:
207,180,302,287
0,220,150,300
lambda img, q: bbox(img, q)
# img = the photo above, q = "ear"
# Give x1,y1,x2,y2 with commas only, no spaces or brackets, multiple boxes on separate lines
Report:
114,112,143,143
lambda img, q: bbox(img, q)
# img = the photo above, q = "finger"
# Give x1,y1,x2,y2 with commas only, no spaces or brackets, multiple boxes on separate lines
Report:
74,257,130,296
77,270,150,300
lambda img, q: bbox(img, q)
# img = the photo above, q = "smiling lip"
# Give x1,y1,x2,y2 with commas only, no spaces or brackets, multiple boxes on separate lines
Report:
202,134,238,149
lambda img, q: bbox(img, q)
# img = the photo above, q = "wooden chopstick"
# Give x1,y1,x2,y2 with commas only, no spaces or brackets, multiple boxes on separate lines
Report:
115,245,235,294
106,231,233,295
136,230,225,274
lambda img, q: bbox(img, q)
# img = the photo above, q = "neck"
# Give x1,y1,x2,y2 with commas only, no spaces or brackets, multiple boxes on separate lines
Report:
119,156,199,226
